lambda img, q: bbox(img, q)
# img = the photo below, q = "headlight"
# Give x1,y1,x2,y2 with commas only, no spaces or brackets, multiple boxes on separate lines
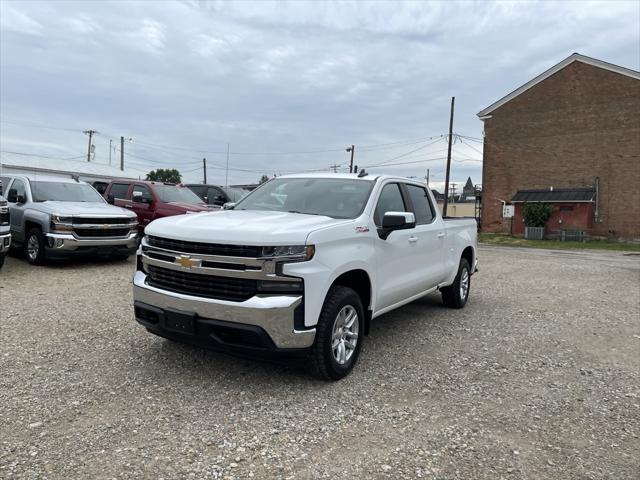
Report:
260,245,315,261
50,214,73,232
50,214,72,224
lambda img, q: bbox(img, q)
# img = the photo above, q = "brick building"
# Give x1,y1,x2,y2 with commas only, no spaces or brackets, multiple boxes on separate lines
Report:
477,53,640,239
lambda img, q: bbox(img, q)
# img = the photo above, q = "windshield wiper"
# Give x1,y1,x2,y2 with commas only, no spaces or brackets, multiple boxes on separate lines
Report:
288,210,324,216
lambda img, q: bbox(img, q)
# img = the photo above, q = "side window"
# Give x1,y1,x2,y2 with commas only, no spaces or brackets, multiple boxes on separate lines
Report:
208,187,226,205
8,179,27,203
188,186,206,199
374,183,406,226
405,184,435,224
132,185,153,201
109,183,131,200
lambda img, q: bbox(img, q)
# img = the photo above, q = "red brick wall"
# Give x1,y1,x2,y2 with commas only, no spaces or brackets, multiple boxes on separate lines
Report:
481,61,640,239
512,202,594,237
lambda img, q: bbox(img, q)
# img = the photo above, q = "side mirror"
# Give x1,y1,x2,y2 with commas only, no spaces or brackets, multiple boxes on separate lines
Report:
222,202,236,210
379,211,416,240
7,190,17,203
106,194,115,204
214,195,226,206
133,195,151,204
16,194,26,204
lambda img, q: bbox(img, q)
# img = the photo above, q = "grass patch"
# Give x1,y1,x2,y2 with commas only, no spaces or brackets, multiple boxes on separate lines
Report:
478,233,640,252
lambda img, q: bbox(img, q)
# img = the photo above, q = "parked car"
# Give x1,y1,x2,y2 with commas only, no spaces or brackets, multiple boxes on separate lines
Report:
0,180,11,269
103,180,210,234
184,184,247,207
0,174,138,265
133,173,478,380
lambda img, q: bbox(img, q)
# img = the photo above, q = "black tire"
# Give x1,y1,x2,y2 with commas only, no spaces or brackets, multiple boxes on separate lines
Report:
441,258,471,309
25,227,47,265
0,254,5,269
110,252,131,261
309,286,365,381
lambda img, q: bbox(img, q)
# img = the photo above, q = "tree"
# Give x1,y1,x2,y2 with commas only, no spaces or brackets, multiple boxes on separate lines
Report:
146,169,182,184
522,202,553,228
259,174,270,184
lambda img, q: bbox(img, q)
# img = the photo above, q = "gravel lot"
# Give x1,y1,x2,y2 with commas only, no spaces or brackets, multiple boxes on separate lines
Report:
0,246,638,479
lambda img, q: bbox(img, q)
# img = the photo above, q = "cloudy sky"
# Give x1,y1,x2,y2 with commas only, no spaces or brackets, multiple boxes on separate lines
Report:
1,0,638,189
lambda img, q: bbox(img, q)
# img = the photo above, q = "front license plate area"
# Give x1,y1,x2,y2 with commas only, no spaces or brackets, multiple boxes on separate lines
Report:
164,309,196,335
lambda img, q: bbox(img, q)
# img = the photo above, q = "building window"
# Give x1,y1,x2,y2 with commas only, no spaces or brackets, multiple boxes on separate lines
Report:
559,206,574,212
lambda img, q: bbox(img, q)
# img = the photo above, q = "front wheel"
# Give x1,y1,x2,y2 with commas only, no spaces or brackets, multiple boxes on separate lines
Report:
309,286,364,381
0,253,5,269
441,258,471,308
25,228,47,265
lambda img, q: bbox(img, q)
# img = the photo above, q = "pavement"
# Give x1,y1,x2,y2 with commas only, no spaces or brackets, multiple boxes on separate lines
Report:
0,246,638,479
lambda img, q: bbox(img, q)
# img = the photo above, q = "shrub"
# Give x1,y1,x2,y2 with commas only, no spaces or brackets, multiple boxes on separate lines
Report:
522,202,553,228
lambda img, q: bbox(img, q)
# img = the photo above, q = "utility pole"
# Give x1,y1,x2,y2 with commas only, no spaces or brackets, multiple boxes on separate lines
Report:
225,144,229,189
83,130,97,162
443,96,455,217
120,136,124,171
109,139,113,166
329,163,340,173
346,145,355,173
426,168,430,186
203,158,207,184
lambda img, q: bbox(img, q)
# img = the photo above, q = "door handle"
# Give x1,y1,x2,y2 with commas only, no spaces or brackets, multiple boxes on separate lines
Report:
408,235,418,243
437,232,445,238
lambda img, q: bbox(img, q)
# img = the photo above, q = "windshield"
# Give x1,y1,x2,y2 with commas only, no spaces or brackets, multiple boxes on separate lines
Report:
234,178,374,219
31,181,105,203
155,185,203,204
223,187,248,202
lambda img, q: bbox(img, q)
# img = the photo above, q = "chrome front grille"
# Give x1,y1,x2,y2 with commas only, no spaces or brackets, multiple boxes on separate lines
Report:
146,265,258,301
147,236,260,257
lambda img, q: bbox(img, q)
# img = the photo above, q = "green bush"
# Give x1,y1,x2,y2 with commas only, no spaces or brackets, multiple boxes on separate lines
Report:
522,202,553,228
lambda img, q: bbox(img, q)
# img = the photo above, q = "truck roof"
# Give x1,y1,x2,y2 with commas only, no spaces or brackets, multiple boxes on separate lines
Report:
3,174,87,184
277,172,427,184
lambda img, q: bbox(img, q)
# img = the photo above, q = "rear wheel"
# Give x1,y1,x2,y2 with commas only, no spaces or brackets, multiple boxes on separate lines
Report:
441,258,471,308
309,286,364,381
25,227,47,265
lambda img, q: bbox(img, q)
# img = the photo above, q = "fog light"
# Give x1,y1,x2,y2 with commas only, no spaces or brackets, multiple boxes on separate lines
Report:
3,238,9,247
55,239,64,248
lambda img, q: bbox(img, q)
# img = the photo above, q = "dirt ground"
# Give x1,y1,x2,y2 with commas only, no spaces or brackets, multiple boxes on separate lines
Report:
0,246,638,479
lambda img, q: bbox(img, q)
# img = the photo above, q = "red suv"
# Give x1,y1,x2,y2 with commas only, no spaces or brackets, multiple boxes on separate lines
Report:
103,180,210,233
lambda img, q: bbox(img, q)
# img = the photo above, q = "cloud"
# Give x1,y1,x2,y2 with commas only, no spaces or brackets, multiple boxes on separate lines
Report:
0,0,638,185
0,4,43,35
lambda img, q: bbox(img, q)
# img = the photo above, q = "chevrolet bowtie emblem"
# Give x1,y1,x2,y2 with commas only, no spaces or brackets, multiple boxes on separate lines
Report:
102,224,110,229
175,255,199,268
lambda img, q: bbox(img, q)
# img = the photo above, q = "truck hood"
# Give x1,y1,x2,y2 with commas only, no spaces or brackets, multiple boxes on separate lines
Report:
34,201,137,218
145,210,350,245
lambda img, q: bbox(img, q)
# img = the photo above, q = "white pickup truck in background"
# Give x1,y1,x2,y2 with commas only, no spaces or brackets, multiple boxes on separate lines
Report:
133,173,478,380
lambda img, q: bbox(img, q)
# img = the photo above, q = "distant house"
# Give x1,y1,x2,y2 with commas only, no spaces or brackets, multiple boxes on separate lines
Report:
0,156,139,194
430,189,445,202
477,53,640,239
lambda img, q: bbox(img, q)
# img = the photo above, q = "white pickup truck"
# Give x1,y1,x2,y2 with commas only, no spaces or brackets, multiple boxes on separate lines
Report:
133,173,478,380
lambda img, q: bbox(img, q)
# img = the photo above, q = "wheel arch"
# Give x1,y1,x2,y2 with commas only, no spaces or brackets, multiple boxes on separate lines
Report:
461,245,475,273
330,268,373,335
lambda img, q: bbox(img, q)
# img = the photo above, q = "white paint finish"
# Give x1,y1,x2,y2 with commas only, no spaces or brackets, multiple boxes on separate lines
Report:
141,174,478,332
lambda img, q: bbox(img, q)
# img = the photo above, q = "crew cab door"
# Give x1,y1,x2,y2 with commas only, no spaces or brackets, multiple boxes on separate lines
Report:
373,182,427,310
402,183,448,287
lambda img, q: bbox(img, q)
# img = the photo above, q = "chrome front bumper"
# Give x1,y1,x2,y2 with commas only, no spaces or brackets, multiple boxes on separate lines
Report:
0,232,10,254
45,232,138,251
132,270,316,349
